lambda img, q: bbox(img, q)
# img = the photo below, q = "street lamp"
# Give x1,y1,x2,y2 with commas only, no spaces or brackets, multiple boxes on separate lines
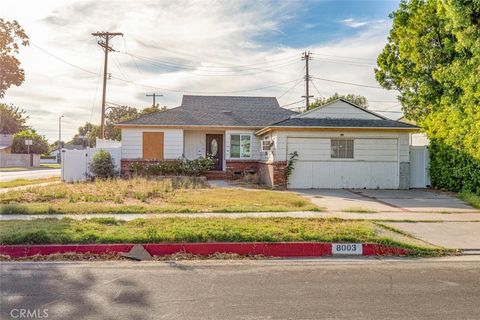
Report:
58,115,64,164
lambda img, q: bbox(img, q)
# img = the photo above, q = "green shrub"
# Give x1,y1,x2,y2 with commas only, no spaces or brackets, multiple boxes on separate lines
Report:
429,139,480,195
129,157,214,177
129,162,146,176
89,150,116,179
182,157,215,176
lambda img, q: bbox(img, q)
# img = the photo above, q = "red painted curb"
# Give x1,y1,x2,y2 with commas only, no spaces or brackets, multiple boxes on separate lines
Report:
0,242,411,259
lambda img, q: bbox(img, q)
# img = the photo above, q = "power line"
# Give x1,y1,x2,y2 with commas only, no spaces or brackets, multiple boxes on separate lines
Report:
132,42,301,68
89,58,104,123
311,79,322,98
311,52,375,62
119,52,301,76
312,76,385,89
281,99,305,108
278,78,303,99
31,42,98,76
123,36,142,75
31,42,303,94
311,57,376,68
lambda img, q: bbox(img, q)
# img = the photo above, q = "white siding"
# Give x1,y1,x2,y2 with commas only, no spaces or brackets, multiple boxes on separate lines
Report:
184,130,225,160
121,128,183,159
289,161,399,189
286,136,400,189
296,100,381,120
225,129,261,160
184,131,206,159
273,130,410,163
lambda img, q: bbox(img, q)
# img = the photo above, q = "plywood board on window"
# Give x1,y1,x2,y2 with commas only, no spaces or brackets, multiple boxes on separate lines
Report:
142,132,164,160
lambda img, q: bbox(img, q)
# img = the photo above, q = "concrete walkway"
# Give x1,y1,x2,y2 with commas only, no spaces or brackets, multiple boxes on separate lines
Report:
385,222,480,250
2,211,480,221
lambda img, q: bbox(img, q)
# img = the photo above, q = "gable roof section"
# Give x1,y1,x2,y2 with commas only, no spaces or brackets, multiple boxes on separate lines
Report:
263,117,418,129
295,98,387,120
117,95,298,127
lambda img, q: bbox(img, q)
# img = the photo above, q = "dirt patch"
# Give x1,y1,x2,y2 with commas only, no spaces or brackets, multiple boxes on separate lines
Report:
0,252,272,261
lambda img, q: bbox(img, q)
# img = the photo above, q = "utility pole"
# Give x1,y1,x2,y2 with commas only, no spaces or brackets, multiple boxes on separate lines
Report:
146,93,163,107
92,31,123,139
58,115,64,164
301,50,313,110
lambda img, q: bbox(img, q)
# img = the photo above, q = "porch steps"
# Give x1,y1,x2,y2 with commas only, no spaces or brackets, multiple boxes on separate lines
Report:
205,170,227,180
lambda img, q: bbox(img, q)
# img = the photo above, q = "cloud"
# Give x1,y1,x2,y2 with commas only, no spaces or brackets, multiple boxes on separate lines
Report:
2,0,399,142
339,18,386,28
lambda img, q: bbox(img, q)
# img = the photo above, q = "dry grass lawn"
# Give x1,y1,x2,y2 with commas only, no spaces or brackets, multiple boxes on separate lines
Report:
0,177,321,214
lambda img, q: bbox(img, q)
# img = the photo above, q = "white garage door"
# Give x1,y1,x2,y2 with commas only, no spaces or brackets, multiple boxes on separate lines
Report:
287,137,399,189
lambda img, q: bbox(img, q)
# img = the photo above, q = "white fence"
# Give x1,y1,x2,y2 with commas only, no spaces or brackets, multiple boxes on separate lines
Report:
409,146,430,188
61,147,121,182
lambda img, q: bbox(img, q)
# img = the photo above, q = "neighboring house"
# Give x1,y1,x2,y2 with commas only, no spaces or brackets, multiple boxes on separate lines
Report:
116,95,418,189
0,134,13,155
0,134,40,168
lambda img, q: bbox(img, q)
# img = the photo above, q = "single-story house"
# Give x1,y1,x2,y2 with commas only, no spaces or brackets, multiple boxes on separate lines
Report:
116,95,418,189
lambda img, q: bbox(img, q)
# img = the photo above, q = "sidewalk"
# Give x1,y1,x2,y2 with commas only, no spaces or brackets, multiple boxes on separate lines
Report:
1,210,480,221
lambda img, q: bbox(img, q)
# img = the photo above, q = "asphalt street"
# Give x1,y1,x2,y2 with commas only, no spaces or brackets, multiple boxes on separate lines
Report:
1,257,480,320
0,169,61,181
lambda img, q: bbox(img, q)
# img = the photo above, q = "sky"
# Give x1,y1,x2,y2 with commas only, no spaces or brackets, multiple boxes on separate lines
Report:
1,0,401,142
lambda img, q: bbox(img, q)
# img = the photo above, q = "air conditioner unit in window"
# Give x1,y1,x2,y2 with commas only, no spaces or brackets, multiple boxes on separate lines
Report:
261,140,273,151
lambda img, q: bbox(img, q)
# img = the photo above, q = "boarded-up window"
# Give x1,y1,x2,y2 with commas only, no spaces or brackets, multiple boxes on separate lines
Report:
142,132,164,160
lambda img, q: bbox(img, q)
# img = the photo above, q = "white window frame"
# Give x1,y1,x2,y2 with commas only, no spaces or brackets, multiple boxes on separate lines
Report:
230,134,252,159
331,139,354,159
261,139,272,152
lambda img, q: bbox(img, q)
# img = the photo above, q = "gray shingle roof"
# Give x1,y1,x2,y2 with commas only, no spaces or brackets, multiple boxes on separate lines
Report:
268,117,419,129
118,95,298,127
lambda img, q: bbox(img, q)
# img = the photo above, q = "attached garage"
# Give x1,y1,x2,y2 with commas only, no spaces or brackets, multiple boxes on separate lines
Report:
255,99,418,189
286,137,399,189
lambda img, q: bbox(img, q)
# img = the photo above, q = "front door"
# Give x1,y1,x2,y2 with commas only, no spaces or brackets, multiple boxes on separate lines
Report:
206,134,223,171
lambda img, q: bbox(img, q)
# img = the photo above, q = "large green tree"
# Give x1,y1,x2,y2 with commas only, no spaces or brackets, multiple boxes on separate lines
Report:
0,19,29,98
0,103,29,134
11,130,49,154
307,93,368,111
375,0,480,193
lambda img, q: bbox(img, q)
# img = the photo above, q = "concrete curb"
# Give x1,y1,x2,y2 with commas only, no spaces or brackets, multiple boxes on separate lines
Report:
0,242,411,259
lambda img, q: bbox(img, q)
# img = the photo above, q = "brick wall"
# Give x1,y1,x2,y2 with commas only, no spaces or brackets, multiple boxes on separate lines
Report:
122,159,288,188
225,160,260,179
258,161,287,189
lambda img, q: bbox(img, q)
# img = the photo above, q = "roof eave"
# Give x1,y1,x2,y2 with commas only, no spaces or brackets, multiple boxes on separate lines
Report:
256,125,419,136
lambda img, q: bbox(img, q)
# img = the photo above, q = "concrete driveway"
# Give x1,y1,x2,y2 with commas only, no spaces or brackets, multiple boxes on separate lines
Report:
295,189,478,213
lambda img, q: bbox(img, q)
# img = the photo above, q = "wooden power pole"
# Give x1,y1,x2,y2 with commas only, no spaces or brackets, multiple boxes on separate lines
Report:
146,93,163,107
301,51,313,110
92,31,123,139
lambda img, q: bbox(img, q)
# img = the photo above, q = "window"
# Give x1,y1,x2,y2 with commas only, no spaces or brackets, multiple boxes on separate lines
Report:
261,139,272,151
331,139,354,159
230,134,251,158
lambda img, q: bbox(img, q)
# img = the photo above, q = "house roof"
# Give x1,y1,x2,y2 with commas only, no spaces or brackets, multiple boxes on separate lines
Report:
296,98,388,120
259,117,419,130
117,95,298,127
